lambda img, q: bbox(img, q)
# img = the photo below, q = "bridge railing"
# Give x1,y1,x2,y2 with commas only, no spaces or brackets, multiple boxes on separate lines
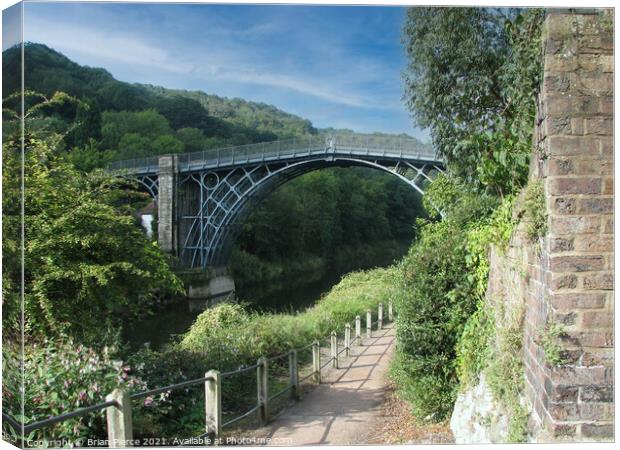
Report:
2,302,395,447
108,134,438,174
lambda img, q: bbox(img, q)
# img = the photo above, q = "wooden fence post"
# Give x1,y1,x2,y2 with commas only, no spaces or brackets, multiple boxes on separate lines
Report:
345,324,351,357
388,301,393,322
105,389,133,448
289,349,299,400
355,315,361,345
366,309,372,338
257,357,269,424
378,303,383,330
204,370,221,439
312,340,321,383
331,331,338,369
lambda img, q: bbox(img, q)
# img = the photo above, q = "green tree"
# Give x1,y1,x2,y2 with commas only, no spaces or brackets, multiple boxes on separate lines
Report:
2,94,183,344
403,8,543,195
176,127,207,152
101,109,173,150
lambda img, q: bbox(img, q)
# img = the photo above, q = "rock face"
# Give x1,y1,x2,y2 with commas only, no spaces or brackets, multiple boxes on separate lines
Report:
450,374,509,444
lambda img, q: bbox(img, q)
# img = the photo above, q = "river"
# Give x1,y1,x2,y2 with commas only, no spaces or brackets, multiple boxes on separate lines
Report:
123,270,344,351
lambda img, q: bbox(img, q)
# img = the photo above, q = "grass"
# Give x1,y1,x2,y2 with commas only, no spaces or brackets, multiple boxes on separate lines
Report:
178,267,398,363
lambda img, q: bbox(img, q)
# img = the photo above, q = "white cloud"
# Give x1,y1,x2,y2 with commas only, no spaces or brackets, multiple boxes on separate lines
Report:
24,18,191,74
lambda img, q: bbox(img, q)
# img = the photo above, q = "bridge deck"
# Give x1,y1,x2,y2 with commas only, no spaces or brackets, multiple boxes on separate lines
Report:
108,135,441,175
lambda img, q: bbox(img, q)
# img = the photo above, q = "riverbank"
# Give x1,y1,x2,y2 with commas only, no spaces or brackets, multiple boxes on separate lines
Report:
124,239,411,350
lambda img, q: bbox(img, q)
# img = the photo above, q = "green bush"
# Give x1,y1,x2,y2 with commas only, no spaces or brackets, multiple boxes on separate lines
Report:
455,302,494,388
180,268,397,358
391,219,476,420
523,180,547,242
3,338,153,444
485,302,528,442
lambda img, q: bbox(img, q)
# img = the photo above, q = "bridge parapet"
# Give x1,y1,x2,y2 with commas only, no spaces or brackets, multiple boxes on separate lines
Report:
108,134,440,176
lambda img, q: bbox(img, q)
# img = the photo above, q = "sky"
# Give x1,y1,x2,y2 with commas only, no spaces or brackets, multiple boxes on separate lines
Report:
3,1,428,140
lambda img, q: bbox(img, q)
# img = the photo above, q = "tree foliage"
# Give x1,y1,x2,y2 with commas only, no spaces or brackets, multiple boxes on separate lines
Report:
403,8,544,195
2,94,183,344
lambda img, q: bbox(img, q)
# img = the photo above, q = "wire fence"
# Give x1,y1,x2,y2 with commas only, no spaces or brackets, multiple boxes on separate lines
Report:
2,302,395,446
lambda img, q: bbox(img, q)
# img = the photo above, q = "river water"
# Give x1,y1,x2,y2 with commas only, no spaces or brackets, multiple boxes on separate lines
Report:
124,270,344,351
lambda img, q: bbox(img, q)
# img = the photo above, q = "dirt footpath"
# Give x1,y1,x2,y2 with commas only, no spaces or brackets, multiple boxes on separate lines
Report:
251,325,396,445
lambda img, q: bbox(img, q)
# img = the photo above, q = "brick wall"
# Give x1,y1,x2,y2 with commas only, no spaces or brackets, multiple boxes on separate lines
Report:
523,9,614,440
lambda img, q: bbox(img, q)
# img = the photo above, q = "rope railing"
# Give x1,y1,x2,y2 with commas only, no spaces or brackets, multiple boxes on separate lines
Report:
130,374,215,400
221,363,261,378
2,301,395,446
221,404,261,429
22,399,119,434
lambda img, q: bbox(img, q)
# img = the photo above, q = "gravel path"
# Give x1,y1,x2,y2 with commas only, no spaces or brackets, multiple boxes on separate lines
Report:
250,324,396,445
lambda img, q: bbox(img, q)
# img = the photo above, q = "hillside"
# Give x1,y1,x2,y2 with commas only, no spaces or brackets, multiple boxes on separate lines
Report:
2,43,428,162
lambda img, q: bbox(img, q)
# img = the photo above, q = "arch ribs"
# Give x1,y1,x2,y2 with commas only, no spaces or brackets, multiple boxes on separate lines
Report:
111,135,443,268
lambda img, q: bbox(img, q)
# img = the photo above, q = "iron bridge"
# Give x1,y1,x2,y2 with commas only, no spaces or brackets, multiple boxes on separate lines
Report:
109,134,443,268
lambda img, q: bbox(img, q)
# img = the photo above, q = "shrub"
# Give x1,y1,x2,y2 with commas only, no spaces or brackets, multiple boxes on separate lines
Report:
485,302,528,443
538,321,566,366
3,338,152,444
179,268,397,359
522,180,547,242
392,220,476,420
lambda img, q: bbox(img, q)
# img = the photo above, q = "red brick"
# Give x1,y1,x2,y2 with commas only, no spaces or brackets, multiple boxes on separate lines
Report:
551,197,576,214
581,350,614,367
545,116,574,136
547,158,573,176
549,366,612,386
601,177,613,194
545,378,579,402
574,159,612,176
550,255,605,272
576,197,613,214
556,311,577,326
548,177,601,195
550,293,606,311
599,96,613,115
549,422,577,438
584,118,613,135
576,73,614,94
581,311,613,328
547,136,601,156
561,331,613,348
549,216,600,234
550,274,578,290
545,95,572,115
580,385,613,402
543,75,572,94
582,272,613,290
549,400,614,422
573,235,613,252
550,236,574,251
580,423,614,440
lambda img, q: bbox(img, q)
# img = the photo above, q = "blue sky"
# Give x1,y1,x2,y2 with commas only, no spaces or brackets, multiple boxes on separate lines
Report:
5,1,428,141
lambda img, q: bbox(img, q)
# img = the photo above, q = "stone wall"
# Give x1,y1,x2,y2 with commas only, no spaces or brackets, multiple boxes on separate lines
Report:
157,155,179,254
452,9,613,443
524,9,614,441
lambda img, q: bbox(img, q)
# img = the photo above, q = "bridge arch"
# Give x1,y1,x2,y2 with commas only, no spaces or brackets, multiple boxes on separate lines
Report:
197,157,437,266
112,134,443,268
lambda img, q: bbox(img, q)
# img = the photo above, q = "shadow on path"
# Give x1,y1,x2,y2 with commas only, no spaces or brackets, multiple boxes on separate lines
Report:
251,325,396,445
